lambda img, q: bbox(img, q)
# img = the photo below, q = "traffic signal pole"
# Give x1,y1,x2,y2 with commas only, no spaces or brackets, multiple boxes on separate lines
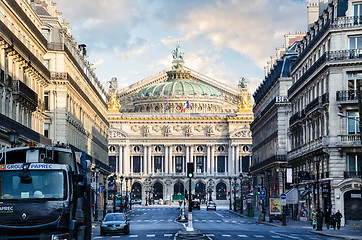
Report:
186,162,194,231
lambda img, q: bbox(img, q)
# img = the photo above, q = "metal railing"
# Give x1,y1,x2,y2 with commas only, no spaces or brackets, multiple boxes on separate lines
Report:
336,90,357,101
344,171,362,179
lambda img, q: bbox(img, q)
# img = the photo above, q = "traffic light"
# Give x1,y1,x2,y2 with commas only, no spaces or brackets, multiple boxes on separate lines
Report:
187,162,194,178
257,188,260,194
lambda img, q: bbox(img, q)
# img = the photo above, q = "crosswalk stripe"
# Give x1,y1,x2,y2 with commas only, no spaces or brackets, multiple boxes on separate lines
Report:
222,235,231,237
238,235,247,238
111,236,120,238
164,234,173,237
254,235,264,238
93,237,103,239
146,234,155,237
129,235,138,238
206,234,215,236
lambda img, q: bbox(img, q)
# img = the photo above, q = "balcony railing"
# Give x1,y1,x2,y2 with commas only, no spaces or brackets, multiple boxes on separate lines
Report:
331,16,362,29
327,49,362,61
344,171,362,179
336,90,357,101
12,80,38,109
339,134,361,143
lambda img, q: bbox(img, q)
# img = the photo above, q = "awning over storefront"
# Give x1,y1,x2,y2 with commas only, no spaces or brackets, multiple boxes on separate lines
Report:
300,184,314,198
286,188,298,204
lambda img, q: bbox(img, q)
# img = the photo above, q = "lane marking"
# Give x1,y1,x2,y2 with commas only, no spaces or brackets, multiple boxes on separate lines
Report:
271,236,282,239
93,237,103,239
222,234,231,237
238,235,248,238
146,234,155,237
129,235,138,238
164,234,173,237
254,235,264,238
206,234,215,236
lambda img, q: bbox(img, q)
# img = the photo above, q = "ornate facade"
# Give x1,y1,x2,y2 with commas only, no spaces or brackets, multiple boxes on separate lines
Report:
108,43,253,204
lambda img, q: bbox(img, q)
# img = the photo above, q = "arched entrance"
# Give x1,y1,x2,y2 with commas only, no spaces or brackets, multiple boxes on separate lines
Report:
216,182,227,200
344,190,362,225
195,182,206,202
132,182,142,200
174,181,184,195
153,182,163,201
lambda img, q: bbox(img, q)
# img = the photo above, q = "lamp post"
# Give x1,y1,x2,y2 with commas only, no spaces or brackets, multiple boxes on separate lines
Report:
129,177,133,210
207,179,214,202
314,154,323,231
260,173,265,221
120,175,124,197
125,177,129,211
228,177,232,210
233,177,237,211
94,165,100,221
240,173,243,214
281,167,287,226
8,128,19,148
247,172,253,216
103,175,107,218
120,175,124,212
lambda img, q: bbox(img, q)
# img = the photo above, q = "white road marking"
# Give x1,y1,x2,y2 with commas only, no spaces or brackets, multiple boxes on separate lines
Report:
129,235,138,238
222,234,231,237
215,212,224,218
271,236,282,239
254,235,264,238
93,237,103,239
238,235,248,238
164,234,173,237
206,234,215,236
137,220,141,222
111,237,121,238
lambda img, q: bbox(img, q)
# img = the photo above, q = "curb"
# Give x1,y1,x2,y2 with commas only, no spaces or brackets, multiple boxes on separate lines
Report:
307,230,360,240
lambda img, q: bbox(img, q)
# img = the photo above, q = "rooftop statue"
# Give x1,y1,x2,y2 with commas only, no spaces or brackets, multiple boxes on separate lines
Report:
172,41,184,61
238,77,248,89
108,77,118,95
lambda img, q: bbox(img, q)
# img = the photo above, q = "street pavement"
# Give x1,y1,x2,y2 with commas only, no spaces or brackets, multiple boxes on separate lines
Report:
91,204,347,239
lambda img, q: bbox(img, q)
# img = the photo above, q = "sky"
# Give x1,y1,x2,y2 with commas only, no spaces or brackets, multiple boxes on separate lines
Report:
54,0,316,95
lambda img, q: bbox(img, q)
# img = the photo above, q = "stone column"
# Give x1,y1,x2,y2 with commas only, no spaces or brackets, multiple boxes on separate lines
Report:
130,156,133,174
169,145,173,174
148,146,152,174
143,145,147,175
211,145,215,174
186,145,189,163
228,144,232,174
190,146,194,163
119,145,123,175
207,145,211,174
165,145,169,174
236,145,240,174
124,145,130,175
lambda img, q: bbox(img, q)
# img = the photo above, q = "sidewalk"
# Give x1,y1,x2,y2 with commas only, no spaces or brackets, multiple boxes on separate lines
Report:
229,210,362,240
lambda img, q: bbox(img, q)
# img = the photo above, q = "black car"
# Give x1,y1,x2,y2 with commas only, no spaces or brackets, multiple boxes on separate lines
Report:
193,200,200,210
100,213,130,236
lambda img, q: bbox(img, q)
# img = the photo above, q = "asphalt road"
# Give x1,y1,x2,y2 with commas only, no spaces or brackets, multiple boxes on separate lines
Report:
91,205,337,240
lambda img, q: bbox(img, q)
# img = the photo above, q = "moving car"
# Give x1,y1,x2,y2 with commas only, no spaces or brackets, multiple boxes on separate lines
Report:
101,213,130,236
207,202,217,211
131,199,142,205
193,200,200,210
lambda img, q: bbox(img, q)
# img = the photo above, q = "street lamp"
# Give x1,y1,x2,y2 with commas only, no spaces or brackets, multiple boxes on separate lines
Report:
207,179,214,202
247,172,253,216
125,177,129,210
8,128,19,148
233,177,237,211
228,177,232,210
240,173,243,214
103,175,107,218
260,173,265,221
129,177,133,210
314,153,323,231
94,165,100,221
281,166,287,226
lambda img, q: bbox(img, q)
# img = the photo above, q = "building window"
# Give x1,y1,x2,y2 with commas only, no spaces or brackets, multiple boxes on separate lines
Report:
134,146,140,152
44,92,49,111
347,154,362,173
196,156,204,173
133,156,141,173
217,156,225,173
155,146,162,152
354,4,362,18
154,156,162,173
175,146,182,152
242,156,250,173
44,123,50,138
196,145,203,152
348,73,362,92
217,145,225,152
175,156,183,173
347,111,359,134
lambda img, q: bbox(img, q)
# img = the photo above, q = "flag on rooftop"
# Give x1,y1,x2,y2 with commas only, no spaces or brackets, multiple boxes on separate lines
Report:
181,100,189,112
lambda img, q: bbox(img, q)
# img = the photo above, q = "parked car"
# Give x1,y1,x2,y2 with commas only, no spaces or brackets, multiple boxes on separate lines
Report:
207,202,216,211
100,213,130,236
131,199,142,205
193,200,200,210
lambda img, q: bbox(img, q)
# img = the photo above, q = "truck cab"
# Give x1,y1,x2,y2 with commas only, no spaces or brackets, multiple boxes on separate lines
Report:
0,144,91,240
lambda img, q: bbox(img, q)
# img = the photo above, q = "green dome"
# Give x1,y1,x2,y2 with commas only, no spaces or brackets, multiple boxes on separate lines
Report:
137,80,221,98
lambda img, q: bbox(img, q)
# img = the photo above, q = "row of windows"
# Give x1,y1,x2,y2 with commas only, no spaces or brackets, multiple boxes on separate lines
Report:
110,145,252,153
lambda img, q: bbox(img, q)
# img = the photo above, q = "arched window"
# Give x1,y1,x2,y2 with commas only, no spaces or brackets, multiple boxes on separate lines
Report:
132,182,142,200
153,182,163,200
216,182,227,200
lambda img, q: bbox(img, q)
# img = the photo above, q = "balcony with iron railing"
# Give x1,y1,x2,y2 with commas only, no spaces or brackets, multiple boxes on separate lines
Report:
336,90,357,102
12,80,38,110
336,134,361,147
344,171,361,179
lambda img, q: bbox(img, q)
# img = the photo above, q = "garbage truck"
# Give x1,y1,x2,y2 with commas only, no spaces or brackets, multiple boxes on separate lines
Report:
0,142,92,240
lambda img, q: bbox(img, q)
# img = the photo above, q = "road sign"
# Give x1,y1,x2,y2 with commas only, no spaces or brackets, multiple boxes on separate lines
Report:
260,190,266,200
248,194,252,199
280,193,286,199
185,179,195,192
281,199,286,206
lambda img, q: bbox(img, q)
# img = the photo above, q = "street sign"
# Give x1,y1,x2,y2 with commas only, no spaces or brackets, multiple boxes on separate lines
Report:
185,179,195,192
248,194,252,199
260,190,266,200
281,199,286,206
280,193,286,199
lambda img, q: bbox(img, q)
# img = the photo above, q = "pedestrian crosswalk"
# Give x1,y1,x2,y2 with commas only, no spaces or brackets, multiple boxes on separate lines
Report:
92,233,324,239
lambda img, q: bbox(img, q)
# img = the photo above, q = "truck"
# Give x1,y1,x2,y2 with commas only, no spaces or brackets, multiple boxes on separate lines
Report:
0,143,92,240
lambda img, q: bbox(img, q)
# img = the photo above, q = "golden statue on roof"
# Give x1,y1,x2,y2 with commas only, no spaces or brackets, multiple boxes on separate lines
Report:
237,77,252,113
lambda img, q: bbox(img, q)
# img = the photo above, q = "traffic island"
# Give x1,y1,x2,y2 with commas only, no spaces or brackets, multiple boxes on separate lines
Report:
176,229,203,238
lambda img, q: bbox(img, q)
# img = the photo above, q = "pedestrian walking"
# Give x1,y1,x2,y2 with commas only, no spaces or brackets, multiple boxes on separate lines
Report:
311,209,317,229
335,210,343,230
324,209,331,229
331,211,336,230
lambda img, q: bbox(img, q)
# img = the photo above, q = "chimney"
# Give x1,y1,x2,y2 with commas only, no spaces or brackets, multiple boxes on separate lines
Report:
307,3,319,29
